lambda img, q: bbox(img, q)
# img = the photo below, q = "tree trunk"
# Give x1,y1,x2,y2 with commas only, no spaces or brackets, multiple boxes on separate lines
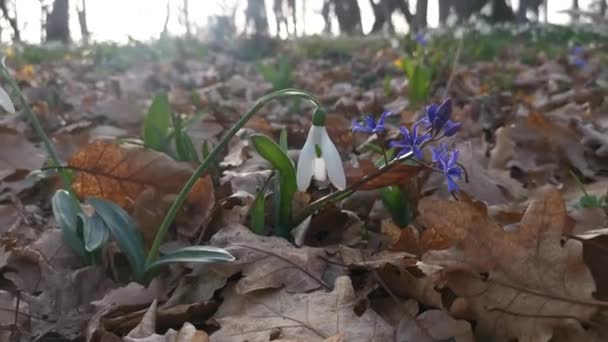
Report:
183,0,191,37
162,0,170,37
490,0,514,22
369,0,389,33
414,0,428,30
46,0,70,43
77,0,89,44
571,0,579,22
245,0,269,35
599,0,606,16
333,0,362,34
439,0,451,26
0,0,20,42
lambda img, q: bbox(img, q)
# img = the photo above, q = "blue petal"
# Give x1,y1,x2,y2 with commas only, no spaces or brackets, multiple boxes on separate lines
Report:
446,175,459,193
425,104,438,123
443,120,461,137
352,120,372,133
412,146,424,160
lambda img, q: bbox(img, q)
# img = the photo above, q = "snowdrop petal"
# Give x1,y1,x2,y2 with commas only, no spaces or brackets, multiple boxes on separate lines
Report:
313,157,326,181
321,127,346,190
297,125,321,191
0,86,15,114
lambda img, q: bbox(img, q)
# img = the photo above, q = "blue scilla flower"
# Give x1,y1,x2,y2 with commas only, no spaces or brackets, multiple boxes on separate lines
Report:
390,125,431,160
417,98,461,137
570,45,587,69
415,33,427,47
432,143,463,193
352,111,391,135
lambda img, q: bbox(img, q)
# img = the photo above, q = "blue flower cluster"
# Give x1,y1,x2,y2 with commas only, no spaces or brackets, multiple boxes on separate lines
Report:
352,99,463,193
570,46,586,69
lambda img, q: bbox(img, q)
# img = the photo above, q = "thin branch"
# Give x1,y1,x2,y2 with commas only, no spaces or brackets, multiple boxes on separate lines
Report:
250,301,328,338
487,307,599,327
443,33,464,99
232,244,332,290
479,274,608,309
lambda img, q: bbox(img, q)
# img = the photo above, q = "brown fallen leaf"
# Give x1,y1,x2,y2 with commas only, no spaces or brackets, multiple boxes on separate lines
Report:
96,299,218,338
211,277,393,341
0,127,46,183
210,224,330,294
396,310,475,342
69,139,215,242
417,188,599,341
345,160,423,190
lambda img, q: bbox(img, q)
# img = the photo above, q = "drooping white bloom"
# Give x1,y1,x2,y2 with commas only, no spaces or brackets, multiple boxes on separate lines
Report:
297,108,346,191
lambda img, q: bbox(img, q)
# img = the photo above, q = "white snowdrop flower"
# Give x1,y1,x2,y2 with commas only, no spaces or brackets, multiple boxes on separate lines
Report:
296,108,346,191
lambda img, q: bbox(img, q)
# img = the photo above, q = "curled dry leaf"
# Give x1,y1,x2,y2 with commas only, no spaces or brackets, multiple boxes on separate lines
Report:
211,277,393,342
345,160,423,190
416,188,599,341
69,139,215,242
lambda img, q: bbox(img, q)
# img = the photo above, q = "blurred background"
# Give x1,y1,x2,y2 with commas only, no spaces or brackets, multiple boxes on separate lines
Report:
0,0,605,44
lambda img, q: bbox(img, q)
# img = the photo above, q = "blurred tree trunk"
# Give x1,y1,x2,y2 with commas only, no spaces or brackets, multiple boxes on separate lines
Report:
572,0,580,22
0,0,20,42
333,0,362,34
369,0,412,34
245,0,269,35
46,0,70,43
439,0,450,26
599,0,606,16
414,0,428,29
183,0,191,37
490,0,514,22
369,0,391,33
321,0,331,33
162,0,170,37
77,0,90,45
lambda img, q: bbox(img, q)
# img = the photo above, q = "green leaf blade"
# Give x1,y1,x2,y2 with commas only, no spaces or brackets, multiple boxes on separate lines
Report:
143,94,171,151
86,198,146,280
82,212,109,252
145,246,234,274
250,134,297,234
51,190,86,256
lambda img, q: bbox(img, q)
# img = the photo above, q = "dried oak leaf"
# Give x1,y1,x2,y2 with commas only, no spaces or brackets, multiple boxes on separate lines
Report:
417,188,599,342
123,300,210,342
0,127,46,182
211,276,393,342
345,160,423,190
396,310,475,342
209,224,329,294
69,139,214,241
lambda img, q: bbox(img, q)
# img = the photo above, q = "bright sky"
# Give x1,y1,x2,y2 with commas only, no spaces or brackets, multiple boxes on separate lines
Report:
12,0,595,43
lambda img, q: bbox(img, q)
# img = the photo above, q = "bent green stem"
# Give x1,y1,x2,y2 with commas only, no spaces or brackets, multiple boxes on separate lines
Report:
145,89,321,267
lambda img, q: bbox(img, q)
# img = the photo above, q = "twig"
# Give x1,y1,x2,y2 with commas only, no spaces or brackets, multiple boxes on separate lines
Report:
232,244,332,290
443,33,464,99
487,307,599,327
479,274,608,309
250,301,328,339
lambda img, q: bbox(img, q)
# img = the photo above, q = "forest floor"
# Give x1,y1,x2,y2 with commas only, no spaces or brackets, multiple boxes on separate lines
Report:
0,24,608,341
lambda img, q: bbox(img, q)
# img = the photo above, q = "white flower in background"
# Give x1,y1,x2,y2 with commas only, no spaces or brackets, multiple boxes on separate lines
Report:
297,108,346,191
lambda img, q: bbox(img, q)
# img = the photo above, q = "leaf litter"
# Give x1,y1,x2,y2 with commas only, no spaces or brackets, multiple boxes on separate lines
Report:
0,31,607,342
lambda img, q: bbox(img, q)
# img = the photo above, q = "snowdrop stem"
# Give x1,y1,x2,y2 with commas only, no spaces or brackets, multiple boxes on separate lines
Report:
147,89,321,266
292,150,414,226
0,64,71,188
